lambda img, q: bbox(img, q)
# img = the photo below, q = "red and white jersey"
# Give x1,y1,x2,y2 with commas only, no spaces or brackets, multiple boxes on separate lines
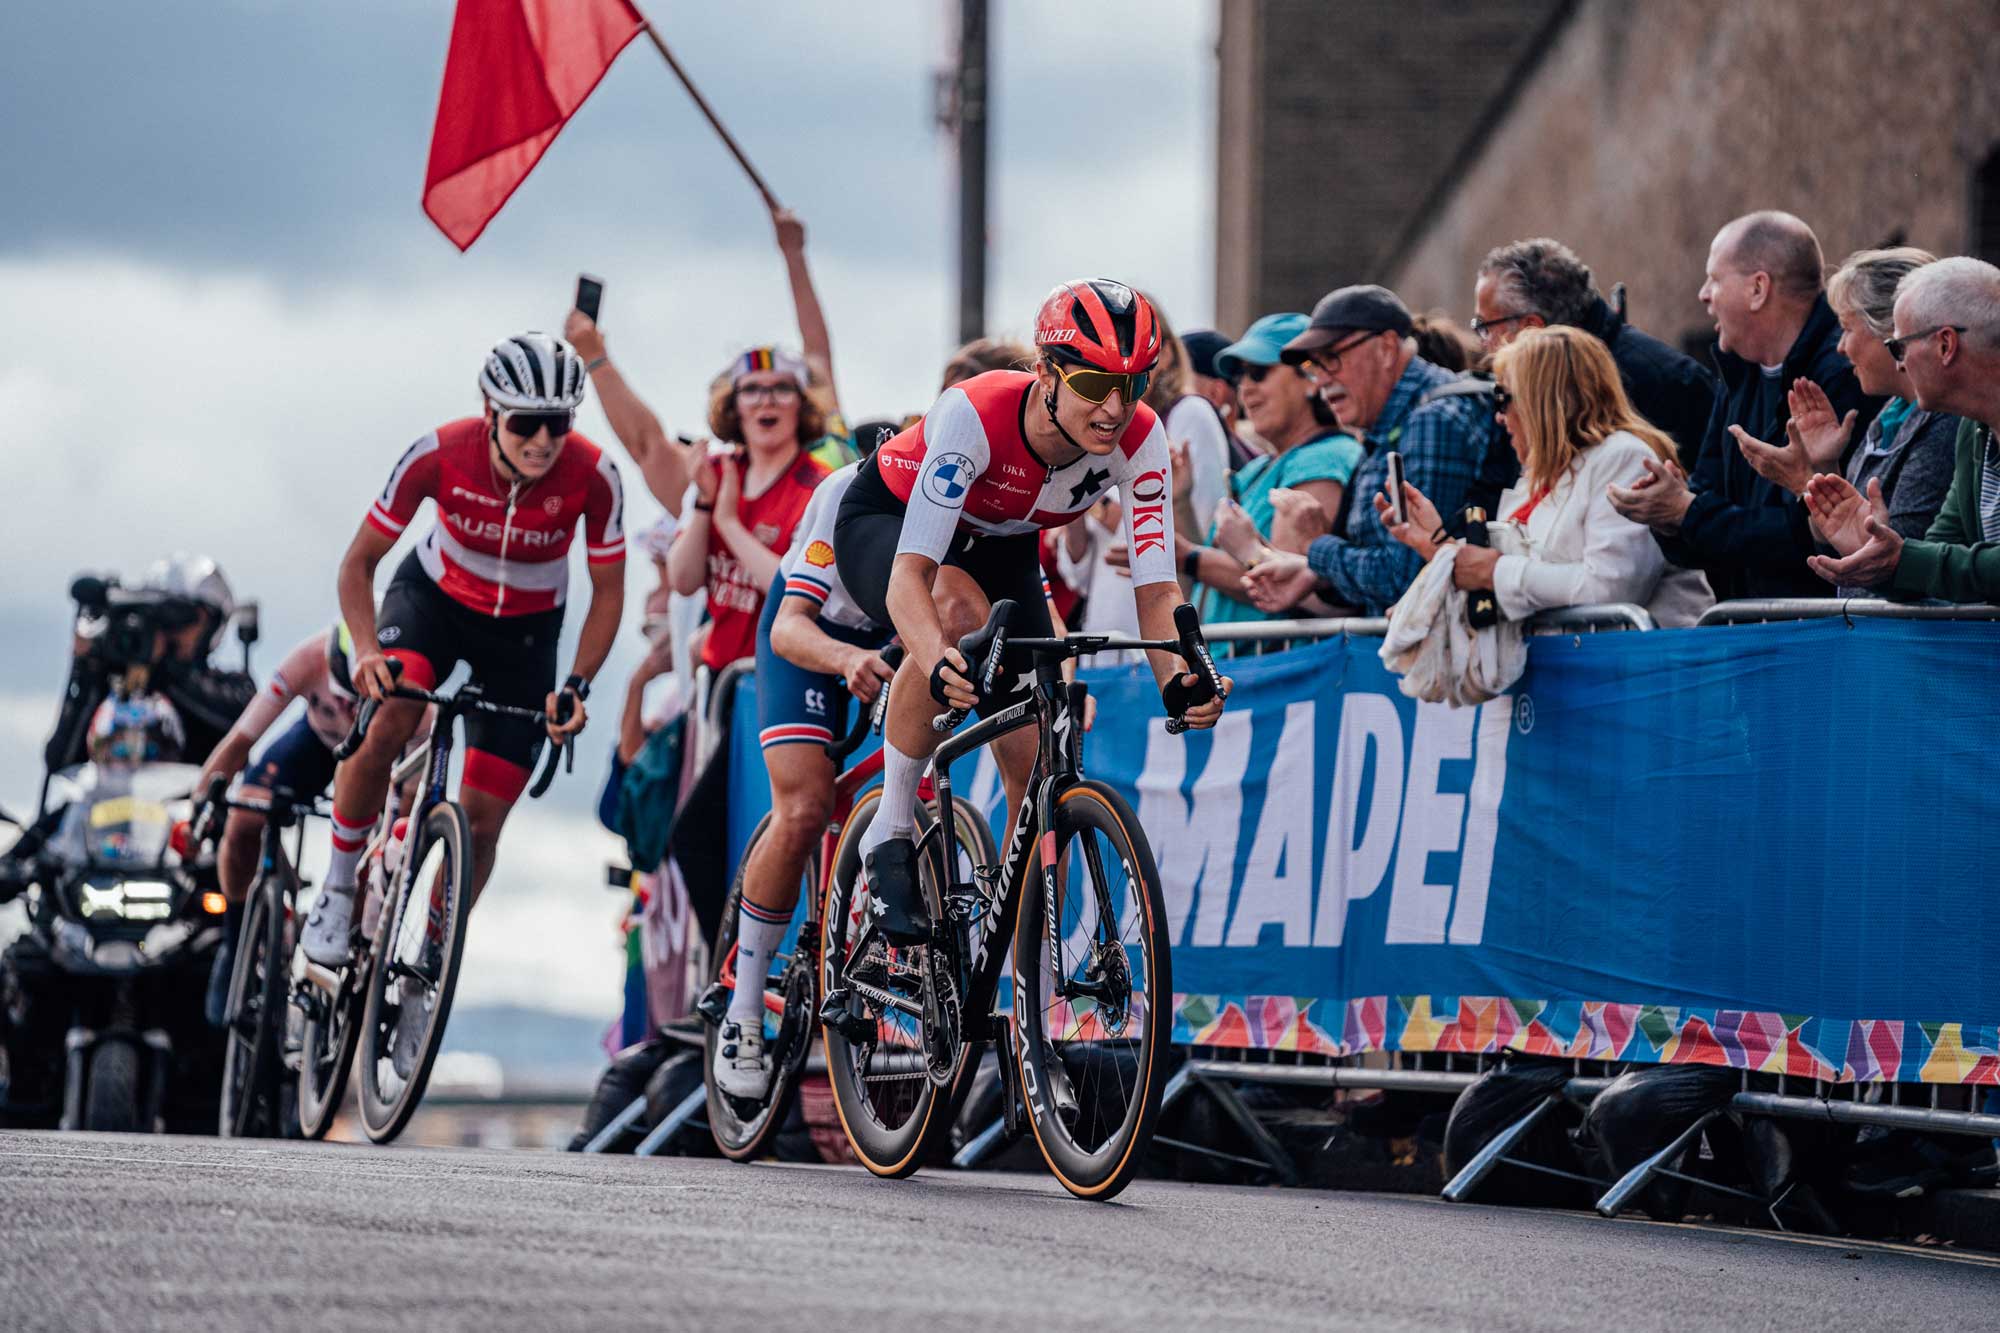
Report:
873,370,1179,587
366,417,626,617
231,629,358,751
680,446,831,670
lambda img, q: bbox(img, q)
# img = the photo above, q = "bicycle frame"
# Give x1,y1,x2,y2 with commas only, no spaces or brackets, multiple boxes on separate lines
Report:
925,659,1088,1043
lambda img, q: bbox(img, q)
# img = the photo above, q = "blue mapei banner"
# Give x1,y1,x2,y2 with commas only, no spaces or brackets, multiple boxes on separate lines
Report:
727,619,2000,1084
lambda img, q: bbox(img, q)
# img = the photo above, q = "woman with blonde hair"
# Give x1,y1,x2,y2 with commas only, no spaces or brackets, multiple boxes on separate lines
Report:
1380,325,1712,626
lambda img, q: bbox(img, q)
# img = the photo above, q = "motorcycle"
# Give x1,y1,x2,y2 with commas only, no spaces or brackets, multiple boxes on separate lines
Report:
0,760,230,1132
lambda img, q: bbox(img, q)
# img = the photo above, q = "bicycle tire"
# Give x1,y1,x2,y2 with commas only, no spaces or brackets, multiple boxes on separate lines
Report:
821,791,995,1178
357,801,473,1144
219,872,288,1138
1010,780,1172,1201
703,810,820,1162
296,948,362,1141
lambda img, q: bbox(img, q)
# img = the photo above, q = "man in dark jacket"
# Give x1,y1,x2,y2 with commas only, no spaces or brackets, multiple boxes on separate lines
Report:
1474,238,1717,461
1607,211,1879,601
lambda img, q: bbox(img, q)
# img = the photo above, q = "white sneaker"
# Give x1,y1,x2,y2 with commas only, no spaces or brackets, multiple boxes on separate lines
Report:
391,975,432,1081
714,1016,772,1099
301,885,356,967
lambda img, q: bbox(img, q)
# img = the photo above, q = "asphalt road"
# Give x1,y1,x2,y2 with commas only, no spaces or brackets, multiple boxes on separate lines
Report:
2,1131,1994,1332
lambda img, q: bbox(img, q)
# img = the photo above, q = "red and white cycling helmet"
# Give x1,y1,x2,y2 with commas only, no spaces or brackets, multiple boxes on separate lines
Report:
1033,279,1162,375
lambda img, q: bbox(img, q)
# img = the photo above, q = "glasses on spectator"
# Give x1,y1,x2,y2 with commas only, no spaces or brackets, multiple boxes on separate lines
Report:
1303,332,1378,377
1491,384,1514,412
737,383,803,405
1235,363,1282,384
1470,312,1534,342
1054,363,1151,406
502,410,573,439
1883,324,1963,364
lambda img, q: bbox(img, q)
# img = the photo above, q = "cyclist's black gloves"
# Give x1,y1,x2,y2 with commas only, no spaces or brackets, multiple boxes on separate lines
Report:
929,658,974,710
1161,671,1216,721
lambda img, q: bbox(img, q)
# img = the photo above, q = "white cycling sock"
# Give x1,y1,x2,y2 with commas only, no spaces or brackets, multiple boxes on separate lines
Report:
727,899,791,1024
858,740,925,864
325,812,376,892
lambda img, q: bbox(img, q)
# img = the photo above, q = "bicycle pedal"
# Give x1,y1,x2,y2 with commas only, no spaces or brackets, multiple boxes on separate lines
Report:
817,989,874,1043
694,981,730,1028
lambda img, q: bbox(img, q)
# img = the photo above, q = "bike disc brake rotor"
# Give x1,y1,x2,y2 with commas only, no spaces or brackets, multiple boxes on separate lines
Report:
1086,939,1133,1037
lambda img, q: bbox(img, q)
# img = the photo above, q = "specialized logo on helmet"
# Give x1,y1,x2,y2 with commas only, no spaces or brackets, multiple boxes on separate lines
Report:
925,452,975,504
805,540,836,568
1038,328,1078,344
543,495,563,516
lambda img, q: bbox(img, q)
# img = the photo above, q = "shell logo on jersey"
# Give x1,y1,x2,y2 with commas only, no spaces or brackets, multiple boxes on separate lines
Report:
804,540,836,568
925,452,974,504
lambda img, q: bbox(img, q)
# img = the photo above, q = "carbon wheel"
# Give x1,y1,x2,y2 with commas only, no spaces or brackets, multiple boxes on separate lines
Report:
703,810,820,1162
357,801,472,1144
821,791,995,1178
1010,780,1171,1201
219,873,289,1138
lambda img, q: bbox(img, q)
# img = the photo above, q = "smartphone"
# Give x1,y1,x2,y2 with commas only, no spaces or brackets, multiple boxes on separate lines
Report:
1385,451,1408,525
575,274,604,324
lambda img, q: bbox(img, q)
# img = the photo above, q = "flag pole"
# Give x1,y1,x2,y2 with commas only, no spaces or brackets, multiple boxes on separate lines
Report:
631,10,781,211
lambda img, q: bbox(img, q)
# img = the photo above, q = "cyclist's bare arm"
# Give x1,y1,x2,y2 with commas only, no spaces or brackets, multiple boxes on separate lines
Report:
337,521,400,700
770,597,894,703
547,557,625,740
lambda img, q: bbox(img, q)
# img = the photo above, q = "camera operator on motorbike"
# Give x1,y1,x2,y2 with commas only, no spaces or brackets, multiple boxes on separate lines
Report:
300,333,625,1060
43,555,255,779
831,280,1230,949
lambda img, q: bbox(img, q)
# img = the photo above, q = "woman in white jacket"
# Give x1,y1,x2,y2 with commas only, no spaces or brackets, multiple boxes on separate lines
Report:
1378,326,1713,628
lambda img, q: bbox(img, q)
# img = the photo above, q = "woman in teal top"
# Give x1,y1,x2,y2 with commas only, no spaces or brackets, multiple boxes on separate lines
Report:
1179,314,1363,645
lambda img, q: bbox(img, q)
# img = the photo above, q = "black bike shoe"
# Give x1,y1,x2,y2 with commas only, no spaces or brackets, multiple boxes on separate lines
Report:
864,837,930,946
204,903,242,1028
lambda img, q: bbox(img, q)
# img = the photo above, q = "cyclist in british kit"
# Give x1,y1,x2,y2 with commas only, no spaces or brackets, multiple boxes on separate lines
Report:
711,458,1073,1097
832,279,1231,948
301,334,626,1065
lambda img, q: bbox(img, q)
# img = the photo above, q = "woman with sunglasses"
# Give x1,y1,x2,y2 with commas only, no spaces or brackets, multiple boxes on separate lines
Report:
1376,325,1712,629
832,279,1231,944
306,332,625,988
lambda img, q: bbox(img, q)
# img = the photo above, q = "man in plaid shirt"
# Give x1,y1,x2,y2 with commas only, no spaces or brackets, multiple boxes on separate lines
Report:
1244,286,1507,615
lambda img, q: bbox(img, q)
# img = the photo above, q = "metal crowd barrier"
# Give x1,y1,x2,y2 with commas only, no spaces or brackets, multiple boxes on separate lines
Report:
1698,597,2000,627
1198,603,1654,653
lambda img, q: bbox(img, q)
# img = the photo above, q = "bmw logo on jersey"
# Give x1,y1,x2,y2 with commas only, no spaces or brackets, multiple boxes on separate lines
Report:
924,452,975,504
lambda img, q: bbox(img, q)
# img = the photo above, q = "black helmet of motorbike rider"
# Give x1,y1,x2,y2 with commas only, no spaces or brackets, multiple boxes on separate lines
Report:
142,553,236,661
86,694,186,766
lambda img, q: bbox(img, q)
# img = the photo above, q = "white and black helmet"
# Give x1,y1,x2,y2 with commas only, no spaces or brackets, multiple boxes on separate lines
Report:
479,332,588,412
142,553,235,653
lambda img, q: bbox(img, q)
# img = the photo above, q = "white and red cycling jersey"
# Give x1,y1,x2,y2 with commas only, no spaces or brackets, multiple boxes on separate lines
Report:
366,417,626,617
873,370,1179,587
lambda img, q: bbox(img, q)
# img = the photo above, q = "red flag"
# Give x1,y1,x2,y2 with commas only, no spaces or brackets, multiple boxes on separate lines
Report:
423,0,645,250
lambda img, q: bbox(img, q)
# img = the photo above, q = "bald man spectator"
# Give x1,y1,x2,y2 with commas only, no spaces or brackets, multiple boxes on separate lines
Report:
1607,211,1878,601
1473,238,1716,459
1806,258,2000,602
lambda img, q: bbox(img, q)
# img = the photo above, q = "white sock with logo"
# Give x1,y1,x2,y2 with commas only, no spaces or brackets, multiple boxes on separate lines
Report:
727,899,792,1025
858,739,925,865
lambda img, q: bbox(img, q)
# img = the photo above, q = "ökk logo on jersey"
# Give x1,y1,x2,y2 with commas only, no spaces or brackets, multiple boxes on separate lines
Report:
925,452,975,504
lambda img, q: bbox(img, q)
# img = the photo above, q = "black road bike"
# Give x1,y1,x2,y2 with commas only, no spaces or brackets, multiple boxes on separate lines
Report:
698,646,999,1161
192,780,326,1139
294,672,570,1143
819,600,1222,1200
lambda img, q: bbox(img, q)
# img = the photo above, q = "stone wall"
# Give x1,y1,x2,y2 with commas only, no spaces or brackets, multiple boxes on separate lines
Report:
1384,0,2000,351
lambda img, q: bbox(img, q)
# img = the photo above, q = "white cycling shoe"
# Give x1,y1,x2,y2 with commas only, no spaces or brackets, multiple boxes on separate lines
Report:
714,1016,772,1099
301,885,356,968
392,976,432,1082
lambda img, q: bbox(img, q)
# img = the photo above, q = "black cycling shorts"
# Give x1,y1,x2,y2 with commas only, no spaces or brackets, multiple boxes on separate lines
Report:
375,553,558,796
835,456,1052,710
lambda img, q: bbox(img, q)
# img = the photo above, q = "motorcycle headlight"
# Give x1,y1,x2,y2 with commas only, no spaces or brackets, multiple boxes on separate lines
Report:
79,878,176,921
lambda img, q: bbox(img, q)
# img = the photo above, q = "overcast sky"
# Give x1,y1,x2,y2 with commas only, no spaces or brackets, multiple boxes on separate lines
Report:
0,1,1216,1020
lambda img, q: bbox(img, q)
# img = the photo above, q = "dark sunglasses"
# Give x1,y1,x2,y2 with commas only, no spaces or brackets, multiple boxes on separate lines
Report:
1056,363,1151,406
1492,384,1513,412
1235,362,1285,384
502,410,573,439
1883,324,1963,364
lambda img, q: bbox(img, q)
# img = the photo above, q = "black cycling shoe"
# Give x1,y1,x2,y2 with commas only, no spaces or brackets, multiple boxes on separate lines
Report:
204,904,242,1028
863,837,931,946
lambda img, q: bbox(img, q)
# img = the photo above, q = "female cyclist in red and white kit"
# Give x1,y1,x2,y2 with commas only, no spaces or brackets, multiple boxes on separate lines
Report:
834,280,1230,944
303,333,626,1033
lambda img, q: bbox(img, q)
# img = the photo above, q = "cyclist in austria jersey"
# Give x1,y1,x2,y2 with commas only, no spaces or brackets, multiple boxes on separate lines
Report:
833,280,1230,945
302,333,625,990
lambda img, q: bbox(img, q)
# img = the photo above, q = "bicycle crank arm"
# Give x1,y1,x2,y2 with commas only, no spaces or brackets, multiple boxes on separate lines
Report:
841,977,924,1020
300,961,343,997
